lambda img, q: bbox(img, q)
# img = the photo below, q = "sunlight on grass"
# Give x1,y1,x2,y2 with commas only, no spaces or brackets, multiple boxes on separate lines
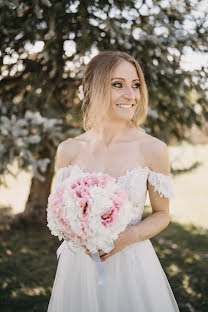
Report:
184,257,194,264
2,282,8,289
20,247,36,255
5,249,12,255
11,290,17,298
21,286,47,296
167,264,181,276
182,274,201,298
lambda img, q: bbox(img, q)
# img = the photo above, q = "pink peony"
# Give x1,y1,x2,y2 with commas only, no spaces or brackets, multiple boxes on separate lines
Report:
48,183,87,245
101,207,118,227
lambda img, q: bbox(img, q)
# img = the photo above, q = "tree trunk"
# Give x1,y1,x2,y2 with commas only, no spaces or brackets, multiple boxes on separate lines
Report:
21,147,55,224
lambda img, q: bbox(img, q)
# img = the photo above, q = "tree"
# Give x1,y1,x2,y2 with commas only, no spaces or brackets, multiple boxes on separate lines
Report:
0,0,207,223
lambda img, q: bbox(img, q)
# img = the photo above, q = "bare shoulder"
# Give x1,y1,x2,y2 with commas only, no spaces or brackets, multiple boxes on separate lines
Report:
55,131,91,170
55,137,78,170
141,132,170,175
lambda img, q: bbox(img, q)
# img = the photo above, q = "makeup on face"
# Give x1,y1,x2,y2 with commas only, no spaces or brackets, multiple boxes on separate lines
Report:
110,61,141,116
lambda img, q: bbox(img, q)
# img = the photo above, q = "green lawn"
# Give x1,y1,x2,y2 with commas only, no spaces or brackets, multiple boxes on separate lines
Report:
153,220,208,311
0,208,207,312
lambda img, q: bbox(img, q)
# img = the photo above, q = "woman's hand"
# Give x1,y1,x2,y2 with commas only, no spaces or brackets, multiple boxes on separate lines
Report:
85,226,135,262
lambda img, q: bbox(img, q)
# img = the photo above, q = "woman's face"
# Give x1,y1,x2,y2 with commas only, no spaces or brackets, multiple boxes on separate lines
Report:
108,60,141,122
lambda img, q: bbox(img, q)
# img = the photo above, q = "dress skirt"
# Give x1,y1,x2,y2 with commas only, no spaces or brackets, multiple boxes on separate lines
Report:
47,239,180,312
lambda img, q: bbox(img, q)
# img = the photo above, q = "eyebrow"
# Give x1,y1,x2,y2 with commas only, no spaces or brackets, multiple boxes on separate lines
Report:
111,77,140,82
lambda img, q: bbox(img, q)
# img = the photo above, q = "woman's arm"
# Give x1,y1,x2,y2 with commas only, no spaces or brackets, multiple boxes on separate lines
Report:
128,197,170,245
127,140,171,245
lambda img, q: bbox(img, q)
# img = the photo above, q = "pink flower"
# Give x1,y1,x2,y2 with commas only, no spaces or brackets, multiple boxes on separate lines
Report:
74,186,89,198
98,175,115,188
111,197,122,212
113,189,128,201
83,175,99,187
49,185,65,218
101,207,118,227
78,197,91,219
48,184,87,245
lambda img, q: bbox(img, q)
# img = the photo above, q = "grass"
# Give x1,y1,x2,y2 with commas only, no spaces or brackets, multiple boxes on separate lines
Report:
0,208,207,312
153,220,208,311
0,214,59,312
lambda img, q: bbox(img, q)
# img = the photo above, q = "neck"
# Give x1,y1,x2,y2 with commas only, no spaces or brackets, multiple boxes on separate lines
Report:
91,120,133,147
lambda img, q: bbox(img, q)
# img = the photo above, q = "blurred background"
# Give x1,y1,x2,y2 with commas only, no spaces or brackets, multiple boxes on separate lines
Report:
0,0,207,311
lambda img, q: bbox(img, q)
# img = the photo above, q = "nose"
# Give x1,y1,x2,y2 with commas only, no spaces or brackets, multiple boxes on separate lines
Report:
123,85,136,100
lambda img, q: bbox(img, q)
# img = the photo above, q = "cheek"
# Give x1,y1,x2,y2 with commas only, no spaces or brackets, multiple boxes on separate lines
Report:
110,89,120,104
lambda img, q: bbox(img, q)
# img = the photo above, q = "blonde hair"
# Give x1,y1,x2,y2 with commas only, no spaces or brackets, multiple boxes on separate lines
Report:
81,51,148,131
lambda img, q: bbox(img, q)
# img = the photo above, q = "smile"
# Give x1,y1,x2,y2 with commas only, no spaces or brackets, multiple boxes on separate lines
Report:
116,104,135,108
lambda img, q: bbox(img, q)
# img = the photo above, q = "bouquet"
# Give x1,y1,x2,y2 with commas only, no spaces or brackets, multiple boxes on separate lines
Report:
47,172,133,283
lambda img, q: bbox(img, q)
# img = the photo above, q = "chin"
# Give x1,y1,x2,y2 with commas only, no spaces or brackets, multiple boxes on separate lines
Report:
113,110,136,120
114,114,134,122
107,106,137,122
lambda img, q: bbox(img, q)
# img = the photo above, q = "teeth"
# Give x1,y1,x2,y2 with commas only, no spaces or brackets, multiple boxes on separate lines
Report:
117,104,133,108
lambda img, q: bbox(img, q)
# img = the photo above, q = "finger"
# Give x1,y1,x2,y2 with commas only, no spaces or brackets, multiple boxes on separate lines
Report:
101,249,116,261
98,250,106,257
100,251,110,260
101,254,107,262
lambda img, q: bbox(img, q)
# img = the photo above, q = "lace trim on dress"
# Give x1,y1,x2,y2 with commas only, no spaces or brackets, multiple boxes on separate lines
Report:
53,166,72,191
147,170,175,199
53,164,175,200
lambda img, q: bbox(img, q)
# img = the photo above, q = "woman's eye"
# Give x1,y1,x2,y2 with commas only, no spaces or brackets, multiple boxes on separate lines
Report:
112,82,140,88
112,82,122,88
133,83,140,88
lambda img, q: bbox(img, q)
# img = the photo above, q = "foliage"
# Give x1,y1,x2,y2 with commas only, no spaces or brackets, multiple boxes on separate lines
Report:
0,103,64,184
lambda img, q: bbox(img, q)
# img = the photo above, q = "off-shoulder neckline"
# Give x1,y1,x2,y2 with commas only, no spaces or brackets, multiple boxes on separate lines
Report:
56,164,171,181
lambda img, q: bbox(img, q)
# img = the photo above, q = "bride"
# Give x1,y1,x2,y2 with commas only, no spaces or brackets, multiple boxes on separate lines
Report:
47,51,180,311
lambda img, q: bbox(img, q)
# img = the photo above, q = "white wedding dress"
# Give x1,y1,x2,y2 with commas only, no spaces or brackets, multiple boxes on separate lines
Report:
47,164,180,312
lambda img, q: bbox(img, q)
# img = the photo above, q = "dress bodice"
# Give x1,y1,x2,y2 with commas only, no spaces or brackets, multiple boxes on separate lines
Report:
52,164,175,226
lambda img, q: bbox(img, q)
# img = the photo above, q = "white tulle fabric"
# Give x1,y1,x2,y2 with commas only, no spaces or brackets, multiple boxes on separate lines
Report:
47,165,180,312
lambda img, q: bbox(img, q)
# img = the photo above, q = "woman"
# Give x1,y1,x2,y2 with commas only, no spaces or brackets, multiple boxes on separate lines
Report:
47,51,180,311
